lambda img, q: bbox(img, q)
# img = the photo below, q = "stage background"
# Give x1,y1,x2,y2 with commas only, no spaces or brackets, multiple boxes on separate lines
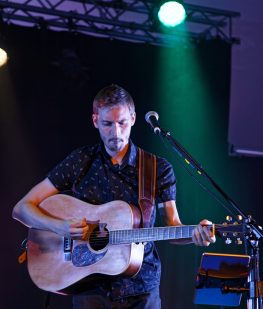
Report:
1,25,263,308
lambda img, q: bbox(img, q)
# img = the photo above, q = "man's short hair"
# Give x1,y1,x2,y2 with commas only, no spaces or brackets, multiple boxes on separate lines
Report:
93,84,135,114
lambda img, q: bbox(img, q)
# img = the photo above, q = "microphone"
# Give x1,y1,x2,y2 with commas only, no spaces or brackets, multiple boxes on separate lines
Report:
145,111,161,134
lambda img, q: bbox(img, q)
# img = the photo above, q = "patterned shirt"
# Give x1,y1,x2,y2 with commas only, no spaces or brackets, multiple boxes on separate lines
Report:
47,140,176,299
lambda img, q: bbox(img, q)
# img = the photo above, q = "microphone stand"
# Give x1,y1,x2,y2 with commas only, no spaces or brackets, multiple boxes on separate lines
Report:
156,127,263,309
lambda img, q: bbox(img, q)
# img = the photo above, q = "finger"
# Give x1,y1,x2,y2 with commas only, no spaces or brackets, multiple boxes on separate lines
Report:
201,224,216,242
197,224,208,242
81,218,88,227
199,220,214,240
193,225,211,245
192,229,203,246
202,226,212,239
82,226,90,241
69,221,83,228
200,219,212,226
69,227,85,237
69,218,88,229
202,241,210,247
210,235,216,243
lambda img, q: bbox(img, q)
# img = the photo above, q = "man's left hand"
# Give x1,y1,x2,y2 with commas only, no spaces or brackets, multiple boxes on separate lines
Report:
192,219,216,246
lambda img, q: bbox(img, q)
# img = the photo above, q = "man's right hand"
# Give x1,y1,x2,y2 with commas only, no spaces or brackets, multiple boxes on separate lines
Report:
64,218,90,240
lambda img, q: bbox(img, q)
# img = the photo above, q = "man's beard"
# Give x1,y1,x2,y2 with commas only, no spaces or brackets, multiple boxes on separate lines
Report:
107,138,124,151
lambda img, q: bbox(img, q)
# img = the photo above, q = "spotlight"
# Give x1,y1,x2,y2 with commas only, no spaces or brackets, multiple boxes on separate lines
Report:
0,47,8,67
158,1,186,27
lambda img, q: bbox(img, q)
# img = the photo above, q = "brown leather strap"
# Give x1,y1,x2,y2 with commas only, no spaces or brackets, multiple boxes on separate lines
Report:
138,148,156,228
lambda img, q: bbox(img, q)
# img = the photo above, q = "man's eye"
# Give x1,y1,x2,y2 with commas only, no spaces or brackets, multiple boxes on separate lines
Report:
102,122,112,126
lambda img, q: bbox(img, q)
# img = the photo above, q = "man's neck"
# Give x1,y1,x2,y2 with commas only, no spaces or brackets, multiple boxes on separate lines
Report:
106,144,129,165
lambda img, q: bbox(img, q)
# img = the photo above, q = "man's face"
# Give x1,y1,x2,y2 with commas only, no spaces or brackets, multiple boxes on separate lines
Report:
92,104,136,155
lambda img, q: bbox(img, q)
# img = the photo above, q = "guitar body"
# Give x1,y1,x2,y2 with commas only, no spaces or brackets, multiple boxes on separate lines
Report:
27,194,144,294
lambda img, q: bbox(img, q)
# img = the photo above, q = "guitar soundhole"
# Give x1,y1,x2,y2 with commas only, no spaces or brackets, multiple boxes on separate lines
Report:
89,224,109,251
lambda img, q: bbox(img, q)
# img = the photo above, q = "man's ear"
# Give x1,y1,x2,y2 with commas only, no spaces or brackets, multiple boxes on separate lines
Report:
92,114,98,128
131,112,136,126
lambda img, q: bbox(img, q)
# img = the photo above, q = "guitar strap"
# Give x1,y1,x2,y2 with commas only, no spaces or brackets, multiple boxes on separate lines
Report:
138,148,156,228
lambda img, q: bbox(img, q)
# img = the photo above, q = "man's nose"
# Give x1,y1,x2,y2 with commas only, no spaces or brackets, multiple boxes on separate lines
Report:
111,123,121,135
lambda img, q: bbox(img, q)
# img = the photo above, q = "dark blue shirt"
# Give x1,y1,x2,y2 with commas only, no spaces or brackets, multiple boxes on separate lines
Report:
48,141,176,298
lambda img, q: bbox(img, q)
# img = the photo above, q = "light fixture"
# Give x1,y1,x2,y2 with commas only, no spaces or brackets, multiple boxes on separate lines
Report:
0,47,8,67
158,1,186,27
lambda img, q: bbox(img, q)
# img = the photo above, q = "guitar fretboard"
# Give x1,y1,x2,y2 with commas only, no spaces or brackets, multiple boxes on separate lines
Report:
109,225,198,244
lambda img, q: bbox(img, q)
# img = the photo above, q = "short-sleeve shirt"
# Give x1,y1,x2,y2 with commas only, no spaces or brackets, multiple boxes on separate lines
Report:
47,140,176,299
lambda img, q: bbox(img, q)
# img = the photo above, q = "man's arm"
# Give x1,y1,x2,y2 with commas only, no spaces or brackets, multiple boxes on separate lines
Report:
158,200,216,246
12,178,89,239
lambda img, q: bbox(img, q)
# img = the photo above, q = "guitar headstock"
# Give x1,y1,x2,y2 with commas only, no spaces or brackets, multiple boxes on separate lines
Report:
215,215,245,245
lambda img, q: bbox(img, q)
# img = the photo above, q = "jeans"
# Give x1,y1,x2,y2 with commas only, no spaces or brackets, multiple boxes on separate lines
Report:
72,286,161,309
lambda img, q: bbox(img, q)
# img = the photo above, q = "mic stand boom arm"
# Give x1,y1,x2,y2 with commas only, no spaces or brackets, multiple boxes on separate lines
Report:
157,127,263,309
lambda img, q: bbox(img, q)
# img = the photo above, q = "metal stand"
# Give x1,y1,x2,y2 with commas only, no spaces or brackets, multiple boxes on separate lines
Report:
150,124,263,308
247,244,262,309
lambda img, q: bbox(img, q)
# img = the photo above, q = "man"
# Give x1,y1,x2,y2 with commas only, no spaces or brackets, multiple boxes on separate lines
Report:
12,84,215,308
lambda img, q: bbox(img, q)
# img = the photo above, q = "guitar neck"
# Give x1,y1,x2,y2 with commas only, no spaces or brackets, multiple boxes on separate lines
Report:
110,225,198,244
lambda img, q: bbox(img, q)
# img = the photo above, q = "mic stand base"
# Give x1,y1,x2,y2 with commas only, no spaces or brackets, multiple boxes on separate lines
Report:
247,244,263,309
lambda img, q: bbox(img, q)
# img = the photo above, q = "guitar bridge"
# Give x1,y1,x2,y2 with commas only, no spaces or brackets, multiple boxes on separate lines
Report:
64,237,73,261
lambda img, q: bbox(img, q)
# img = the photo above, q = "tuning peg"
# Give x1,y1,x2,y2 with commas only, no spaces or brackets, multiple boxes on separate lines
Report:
225,238,232,245
235,238,243,245
226,216,232,222
237,215,243,222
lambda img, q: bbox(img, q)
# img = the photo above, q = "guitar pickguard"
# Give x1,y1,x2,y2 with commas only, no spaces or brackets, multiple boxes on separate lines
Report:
72,244,107,267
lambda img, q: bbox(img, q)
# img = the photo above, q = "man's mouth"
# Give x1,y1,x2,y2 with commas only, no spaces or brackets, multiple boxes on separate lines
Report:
109,138,123,143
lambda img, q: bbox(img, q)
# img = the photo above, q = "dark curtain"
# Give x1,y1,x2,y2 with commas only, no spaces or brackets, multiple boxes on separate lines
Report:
1,25,262,309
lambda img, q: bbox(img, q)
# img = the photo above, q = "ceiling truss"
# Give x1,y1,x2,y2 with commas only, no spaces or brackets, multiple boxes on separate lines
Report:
0,0,240,47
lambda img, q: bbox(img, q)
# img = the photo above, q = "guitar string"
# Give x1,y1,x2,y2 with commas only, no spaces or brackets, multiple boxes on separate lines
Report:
80,225,197,244
73,223,243,243
79,224,240,234
84,224,240,235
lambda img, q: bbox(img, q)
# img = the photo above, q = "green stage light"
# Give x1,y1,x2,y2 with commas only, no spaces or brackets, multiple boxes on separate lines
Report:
158,1,186,27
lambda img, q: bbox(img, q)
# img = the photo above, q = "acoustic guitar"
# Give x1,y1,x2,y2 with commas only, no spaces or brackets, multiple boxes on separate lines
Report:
26,194,243,294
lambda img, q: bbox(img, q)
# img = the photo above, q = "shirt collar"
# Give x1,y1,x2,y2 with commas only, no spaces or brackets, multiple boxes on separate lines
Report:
98,140,137,168
126,140,137,167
